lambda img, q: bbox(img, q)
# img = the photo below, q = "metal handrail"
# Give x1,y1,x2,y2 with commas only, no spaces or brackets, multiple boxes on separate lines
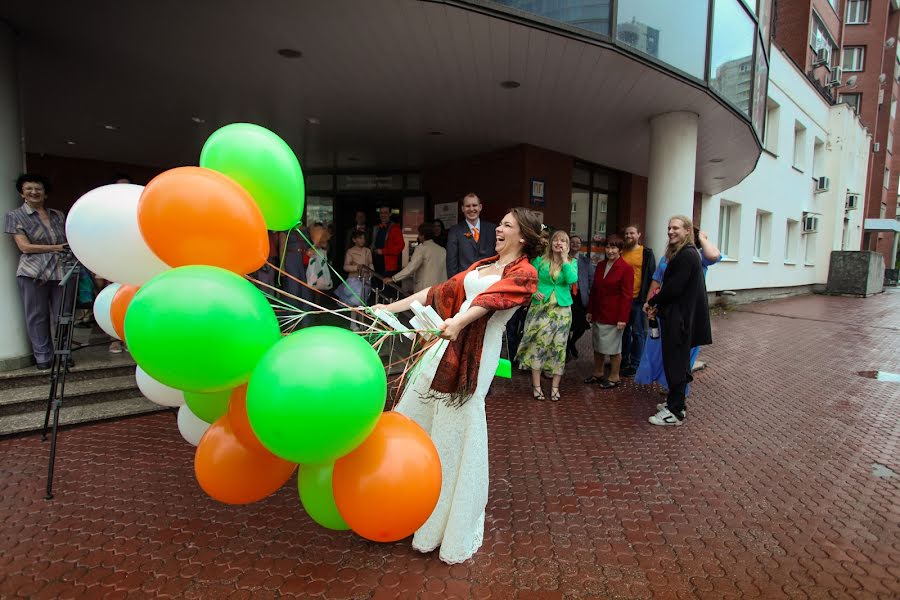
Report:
357,265,407,303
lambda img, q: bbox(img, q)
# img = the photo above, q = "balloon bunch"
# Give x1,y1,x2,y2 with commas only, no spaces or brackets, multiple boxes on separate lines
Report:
66,123,441,542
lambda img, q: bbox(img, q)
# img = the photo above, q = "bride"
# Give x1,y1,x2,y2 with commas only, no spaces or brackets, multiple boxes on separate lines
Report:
373,207,544,563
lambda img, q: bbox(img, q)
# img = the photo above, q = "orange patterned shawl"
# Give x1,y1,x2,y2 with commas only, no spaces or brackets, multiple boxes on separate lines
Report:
425,255,537,405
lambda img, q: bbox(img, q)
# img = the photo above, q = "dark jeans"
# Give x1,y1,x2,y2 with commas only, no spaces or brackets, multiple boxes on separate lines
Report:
567,298,589,357
16,276,68,364
662,338,693,417
621,299,646,369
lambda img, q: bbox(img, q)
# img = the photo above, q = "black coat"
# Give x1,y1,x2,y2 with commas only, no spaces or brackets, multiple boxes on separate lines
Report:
648,245,712,388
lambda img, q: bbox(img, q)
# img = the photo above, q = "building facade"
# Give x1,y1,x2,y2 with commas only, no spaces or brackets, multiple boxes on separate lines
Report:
705,47,871,298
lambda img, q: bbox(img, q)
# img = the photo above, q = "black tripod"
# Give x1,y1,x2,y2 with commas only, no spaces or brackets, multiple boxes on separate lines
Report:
41,257,82,500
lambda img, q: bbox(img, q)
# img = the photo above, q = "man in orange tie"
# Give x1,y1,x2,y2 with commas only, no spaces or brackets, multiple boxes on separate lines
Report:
445,193,496,277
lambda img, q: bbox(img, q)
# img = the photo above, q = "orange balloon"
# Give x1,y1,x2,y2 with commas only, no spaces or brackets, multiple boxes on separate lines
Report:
225,384,268,455
332,412,441,542
138,166,268,274
195,416,296,505
110,284,139,340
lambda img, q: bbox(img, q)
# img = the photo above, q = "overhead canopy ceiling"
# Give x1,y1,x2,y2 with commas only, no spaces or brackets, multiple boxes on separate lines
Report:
1,0,760,193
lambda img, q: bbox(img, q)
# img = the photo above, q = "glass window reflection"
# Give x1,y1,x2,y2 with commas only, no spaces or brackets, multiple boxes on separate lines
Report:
758,0,772,52
752,42,769,139
491,1,611,36
615,0,709,79
709,0,756,116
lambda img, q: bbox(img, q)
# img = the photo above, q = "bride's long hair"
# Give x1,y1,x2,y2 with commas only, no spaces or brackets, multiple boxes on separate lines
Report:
508,207,546,259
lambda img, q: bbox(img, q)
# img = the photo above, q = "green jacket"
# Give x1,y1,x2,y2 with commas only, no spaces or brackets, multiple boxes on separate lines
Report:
531,256,578,307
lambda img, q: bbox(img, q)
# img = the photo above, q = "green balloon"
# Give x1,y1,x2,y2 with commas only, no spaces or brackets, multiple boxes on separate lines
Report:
184,389,231,424
247,326,386,464
125,266,281,393
199,123,305,231
298,463,349,530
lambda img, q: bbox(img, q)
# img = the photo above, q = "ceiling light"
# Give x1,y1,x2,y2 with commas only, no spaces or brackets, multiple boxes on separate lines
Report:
500,80,521,89
306,117,320,125
103,124,117,131
277,48,303,59
713,176,726,180
191,116,206,124
65,140,76,145
709,158,724,163
428,131,444,136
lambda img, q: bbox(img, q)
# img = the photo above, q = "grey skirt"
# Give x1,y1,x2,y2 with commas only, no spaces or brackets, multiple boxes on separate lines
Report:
591,323,623,355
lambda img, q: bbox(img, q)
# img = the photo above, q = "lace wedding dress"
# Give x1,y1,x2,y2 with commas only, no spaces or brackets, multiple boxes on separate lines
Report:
395,268,516,564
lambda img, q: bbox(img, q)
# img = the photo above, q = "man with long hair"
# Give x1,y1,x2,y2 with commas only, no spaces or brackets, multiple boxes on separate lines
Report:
643,216,712,426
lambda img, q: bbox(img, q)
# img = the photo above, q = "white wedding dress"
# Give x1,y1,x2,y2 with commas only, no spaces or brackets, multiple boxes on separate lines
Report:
395,268,517,564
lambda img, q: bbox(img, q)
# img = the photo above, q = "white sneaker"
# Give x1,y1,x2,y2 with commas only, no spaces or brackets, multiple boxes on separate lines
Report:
656,403,686,418
649,407,684,426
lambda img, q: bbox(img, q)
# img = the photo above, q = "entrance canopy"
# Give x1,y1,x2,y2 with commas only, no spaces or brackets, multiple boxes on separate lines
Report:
3,0,760,193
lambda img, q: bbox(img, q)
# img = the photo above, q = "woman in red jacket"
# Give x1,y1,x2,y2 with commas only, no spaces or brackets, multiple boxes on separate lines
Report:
584,235,634,389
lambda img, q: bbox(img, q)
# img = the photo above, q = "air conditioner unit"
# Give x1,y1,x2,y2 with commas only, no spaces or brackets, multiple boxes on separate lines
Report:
802,214,820,233
874,142,881,152
828,67,843,87
813,47,830,66
815,176,830,192
846,193,860,210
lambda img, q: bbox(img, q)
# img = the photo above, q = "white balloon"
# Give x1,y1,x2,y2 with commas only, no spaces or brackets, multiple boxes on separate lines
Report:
135,366,185,407
177,405,210,446
93,283,121,340
66,184,169,285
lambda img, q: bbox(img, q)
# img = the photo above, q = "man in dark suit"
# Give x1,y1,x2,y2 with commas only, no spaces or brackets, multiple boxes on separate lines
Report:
566,235,594,361
445,193,497,277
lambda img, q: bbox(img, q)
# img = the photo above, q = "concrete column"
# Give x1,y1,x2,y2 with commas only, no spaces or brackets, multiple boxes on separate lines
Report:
645,112,699,255
0,22,30,370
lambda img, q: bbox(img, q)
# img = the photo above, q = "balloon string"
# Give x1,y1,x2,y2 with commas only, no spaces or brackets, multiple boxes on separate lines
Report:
294,226,370,309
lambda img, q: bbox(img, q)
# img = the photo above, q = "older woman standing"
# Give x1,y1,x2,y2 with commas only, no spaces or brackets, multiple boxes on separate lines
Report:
5,174,70,370
517,229,578,402
584,235,634,389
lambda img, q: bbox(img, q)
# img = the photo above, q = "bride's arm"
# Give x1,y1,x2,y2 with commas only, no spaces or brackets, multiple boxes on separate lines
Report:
439,305,489,341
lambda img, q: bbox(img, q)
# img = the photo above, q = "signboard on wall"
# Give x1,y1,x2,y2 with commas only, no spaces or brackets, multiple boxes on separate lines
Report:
530,178,545,207
434,202,459,227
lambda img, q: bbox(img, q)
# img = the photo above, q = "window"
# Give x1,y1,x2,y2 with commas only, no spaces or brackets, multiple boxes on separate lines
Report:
753,210,772,261
889,131,895,154
885,167,891,189
813,138,826,179
804,233,817,265
616,0,708,79
842,46,865,71
893,99,898,119
793,121,808,170
846,0,870,24
809,15,838,68
718,201,741,259
840,93,862,113
709,0,755,115
785,219,799,263
763,98,780,153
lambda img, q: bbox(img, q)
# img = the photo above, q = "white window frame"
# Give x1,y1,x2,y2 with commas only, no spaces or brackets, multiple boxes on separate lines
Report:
842,46,865,71
718,201,741,260
793,121,808,171
785,219,800,264
753,210,772,262
764,98,780,154
846,0,870,24
840,93,862,113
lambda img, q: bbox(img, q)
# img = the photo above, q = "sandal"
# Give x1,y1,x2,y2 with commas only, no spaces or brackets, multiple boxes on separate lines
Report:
583,375,604,384
599,379,619,389
532,386,545,401
550,388,560,402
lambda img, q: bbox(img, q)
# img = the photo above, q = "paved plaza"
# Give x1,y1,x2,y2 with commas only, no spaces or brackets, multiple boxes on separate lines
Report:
0,290,898,599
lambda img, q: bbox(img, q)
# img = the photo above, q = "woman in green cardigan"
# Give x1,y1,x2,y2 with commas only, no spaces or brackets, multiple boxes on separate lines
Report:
517,230,578,401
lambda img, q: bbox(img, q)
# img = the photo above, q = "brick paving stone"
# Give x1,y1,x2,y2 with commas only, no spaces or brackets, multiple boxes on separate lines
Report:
0,290,898,598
